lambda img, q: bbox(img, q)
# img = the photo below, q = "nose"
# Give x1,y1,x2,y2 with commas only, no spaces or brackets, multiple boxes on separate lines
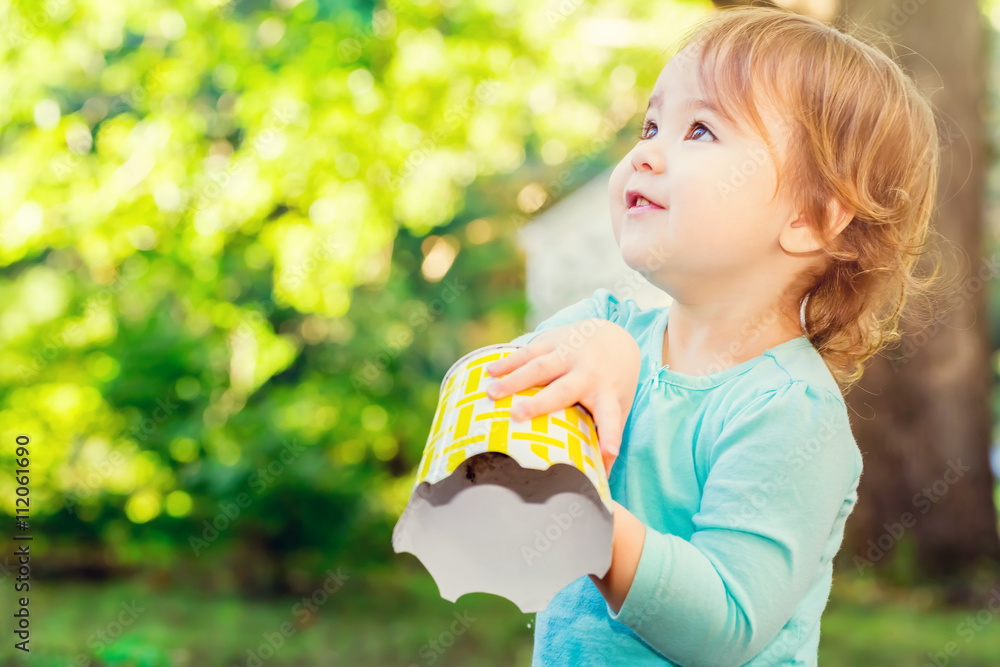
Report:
630,136,665,174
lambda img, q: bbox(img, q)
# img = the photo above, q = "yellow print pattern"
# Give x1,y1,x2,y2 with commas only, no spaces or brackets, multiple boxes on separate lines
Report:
414,346,612,510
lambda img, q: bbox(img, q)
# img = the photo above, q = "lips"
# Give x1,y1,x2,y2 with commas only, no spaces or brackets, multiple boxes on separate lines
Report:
625,187,664,210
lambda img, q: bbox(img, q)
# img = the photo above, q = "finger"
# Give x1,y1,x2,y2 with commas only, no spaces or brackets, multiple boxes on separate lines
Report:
601,449,617,479
508,371,579,421
486,352,565,401
484,343,544,378
588,396,622,458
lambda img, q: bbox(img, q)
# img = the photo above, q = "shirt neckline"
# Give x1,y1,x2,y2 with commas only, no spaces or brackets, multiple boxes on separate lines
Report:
650,305,812,390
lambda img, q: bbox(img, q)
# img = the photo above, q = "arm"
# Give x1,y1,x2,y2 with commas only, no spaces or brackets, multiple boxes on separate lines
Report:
597,382,862,667
508,288,630,347
590,499,646,614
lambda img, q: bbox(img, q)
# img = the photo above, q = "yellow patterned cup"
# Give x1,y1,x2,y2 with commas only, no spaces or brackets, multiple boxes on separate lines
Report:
392,343,614,613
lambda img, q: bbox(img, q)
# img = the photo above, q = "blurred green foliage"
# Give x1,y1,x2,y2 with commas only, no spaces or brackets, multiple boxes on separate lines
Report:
0,0,712,587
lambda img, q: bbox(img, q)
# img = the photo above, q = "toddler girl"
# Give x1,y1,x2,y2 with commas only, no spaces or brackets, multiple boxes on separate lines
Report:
483,6,943,666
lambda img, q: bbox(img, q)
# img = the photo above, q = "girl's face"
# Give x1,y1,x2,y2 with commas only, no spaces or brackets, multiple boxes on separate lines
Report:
608,47,802,299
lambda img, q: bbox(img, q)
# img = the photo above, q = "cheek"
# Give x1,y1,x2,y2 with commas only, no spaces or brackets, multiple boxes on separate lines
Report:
608,157,632,243
608,156,631,216
717,153,779,207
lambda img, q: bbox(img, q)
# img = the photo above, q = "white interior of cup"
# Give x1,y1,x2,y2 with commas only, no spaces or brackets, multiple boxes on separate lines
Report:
393,452,614,613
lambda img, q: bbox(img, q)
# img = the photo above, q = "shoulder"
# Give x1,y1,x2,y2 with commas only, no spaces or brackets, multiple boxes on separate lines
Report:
724,337,848,412
587,288,643,325
717,377,864,489
527,287,644,327
542,287,656,334
509,288,650,346
767,339,846,403
586,288,669,344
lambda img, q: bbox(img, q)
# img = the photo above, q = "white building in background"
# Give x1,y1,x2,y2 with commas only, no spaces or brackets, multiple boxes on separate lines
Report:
515,166,673,329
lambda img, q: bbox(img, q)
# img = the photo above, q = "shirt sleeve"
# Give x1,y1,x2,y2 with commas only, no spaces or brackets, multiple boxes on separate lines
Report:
508,288,629,346
606,381,863,667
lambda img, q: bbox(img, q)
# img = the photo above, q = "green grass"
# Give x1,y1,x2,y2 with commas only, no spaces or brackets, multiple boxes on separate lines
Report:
0,560,535,667
820,576,1000,667
2,563,1000,666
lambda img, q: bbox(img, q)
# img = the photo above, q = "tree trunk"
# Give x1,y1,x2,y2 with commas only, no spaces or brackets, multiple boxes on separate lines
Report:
834,0,1000,589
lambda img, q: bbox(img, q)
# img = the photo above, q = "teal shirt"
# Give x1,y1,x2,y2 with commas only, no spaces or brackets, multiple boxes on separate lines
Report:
509,289,864,667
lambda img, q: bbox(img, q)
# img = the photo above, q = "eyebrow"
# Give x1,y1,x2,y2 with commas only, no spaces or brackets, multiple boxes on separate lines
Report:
645,91,721,117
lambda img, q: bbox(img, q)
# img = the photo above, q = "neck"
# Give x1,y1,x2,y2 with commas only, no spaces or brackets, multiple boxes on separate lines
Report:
661,294,805,376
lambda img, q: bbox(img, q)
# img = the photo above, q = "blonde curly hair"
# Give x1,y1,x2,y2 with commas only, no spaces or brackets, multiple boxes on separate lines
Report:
671,6,957,396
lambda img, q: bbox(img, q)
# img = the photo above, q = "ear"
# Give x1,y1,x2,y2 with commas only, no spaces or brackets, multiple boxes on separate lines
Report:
779,198,854,255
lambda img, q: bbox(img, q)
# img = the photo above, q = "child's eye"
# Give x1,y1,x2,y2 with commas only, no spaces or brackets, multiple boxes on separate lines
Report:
688,121,715,141
638,119,716,142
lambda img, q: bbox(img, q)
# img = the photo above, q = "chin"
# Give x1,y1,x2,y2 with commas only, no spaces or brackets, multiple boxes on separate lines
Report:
618,246,666,281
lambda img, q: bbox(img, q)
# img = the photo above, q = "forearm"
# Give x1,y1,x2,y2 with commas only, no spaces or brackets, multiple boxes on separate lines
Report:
590,499,646,614
589,502,787,666
595,521,817,667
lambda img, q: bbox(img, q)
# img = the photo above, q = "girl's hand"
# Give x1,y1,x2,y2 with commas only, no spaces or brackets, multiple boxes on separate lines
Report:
483,319,642,476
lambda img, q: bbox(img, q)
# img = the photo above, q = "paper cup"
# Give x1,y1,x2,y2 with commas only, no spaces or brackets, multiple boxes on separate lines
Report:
392,343,614,613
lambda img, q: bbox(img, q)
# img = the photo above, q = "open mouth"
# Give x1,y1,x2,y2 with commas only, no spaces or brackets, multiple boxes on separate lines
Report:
626,189,665,213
